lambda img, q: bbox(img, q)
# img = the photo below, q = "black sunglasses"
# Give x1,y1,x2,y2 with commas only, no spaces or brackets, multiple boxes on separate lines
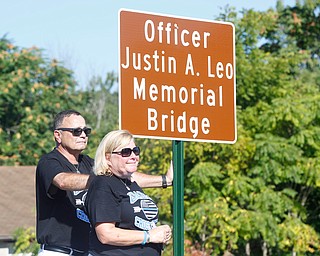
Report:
112,146,140,157
57,127,92,137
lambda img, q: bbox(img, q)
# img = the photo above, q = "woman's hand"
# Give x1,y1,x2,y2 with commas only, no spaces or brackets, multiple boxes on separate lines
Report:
165,160,173,186
149,225,172,244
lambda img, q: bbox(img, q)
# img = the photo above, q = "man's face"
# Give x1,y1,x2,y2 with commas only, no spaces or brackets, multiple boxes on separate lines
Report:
54,114,89,153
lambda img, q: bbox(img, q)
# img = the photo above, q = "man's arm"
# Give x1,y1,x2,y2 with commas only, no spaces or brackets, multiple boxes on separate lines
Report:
132,161,173,188
52,172,95,191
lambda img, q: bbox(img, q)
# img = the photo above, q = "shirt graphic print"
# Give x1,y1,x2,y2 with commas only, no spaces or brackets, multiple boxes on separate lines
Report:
127,190,158,230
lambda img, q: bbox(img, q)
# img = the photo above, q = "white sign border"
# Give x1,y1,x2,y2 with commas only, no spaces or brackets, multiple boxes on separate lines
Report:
118,8,237,144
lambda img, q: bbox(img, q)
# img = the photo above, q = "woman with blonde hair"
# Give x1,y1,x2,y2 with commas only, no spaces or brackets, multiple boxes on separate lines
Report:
85,130,172,256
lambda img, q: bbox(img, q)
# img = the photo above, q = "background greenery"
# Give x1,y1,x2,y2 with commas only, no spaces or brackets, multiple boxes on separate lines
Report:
1,0,319,255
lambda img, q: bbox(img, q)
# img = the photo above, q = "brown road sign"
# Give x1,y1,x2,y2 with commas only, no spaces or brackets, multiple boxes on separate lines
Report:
119,9,236,143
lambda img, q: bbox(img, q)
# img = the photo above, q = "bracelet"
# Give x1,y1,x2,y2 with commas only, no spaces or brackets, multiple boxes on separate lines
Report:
146,231,150,243
162,174,168,189
142,231,147,245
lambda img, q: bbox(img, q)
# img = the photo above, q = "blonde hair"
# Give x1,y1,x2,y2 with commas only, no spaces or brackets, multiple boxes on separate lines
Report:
94,130,134,176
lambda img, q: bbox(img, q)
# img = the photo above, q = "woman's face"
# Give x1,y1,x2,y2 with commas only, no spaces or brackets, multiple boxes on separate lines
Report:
108,139,140,178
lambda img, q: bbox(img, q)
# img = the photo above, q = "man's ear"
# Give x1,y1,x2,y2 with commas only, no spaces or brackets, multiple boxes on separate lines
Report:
53,130,62,143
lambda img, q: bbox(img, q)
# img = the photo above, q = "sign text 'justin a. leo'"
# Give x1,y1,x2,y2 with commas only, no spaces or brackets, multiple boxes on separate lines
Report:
119,10,236,142
122,20,233,77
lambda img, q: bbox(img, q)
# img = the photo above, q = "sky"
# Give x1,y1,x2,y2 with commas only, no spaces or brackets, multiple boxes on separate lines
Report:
0,0,297,89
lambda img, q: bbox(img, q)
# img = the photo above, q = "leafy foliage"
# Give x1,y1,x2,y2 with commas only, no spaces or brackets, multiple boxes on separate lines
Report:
0,36,83,165
80,72,120,156
183,0,320,255
13,227,39,255
3,0,320,255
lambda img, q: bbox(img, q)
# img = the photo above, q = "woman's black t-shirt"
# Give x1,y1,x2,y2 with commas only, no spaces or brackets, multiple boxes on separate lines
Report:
85,175,162,256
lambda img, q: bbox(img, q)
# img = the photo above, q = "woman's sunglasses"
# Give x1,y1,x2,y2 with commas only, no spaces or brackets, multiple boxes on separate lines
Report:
112,146,140,157
57,127,92,137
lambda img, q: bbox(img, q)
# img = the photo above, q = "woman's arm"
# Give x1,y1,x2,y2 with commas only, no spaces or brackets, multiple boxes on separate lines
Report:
132,160,173,188
95,222,172,246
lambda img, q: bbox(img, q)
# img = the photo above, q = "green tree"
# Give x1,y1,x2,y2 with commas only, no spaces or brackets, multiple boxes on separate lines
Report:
80,71,119,156
184,1,320,255
0,36,85,165
13,227,39,256
2,1,320,255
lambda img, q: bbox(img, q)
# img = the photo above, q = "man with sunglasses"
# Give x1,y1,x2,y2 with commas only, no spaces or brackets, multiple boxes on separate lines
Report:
36,109,173,256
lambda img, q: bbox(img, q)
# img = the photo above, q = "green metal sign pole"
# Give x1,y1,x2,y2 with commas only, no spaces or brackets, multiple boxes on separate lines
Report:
172,140,184,256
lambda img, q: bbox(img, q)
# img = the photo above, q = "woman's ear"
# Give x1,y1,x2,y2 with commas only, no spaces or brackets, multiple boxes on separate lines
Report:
105,153,113,169
105,153,111,161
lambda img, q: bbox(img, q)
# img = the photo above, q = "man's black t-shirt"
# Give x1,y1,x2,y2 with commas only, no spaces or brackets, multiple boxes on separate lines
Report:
85,175,162,256
36,148,93,252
